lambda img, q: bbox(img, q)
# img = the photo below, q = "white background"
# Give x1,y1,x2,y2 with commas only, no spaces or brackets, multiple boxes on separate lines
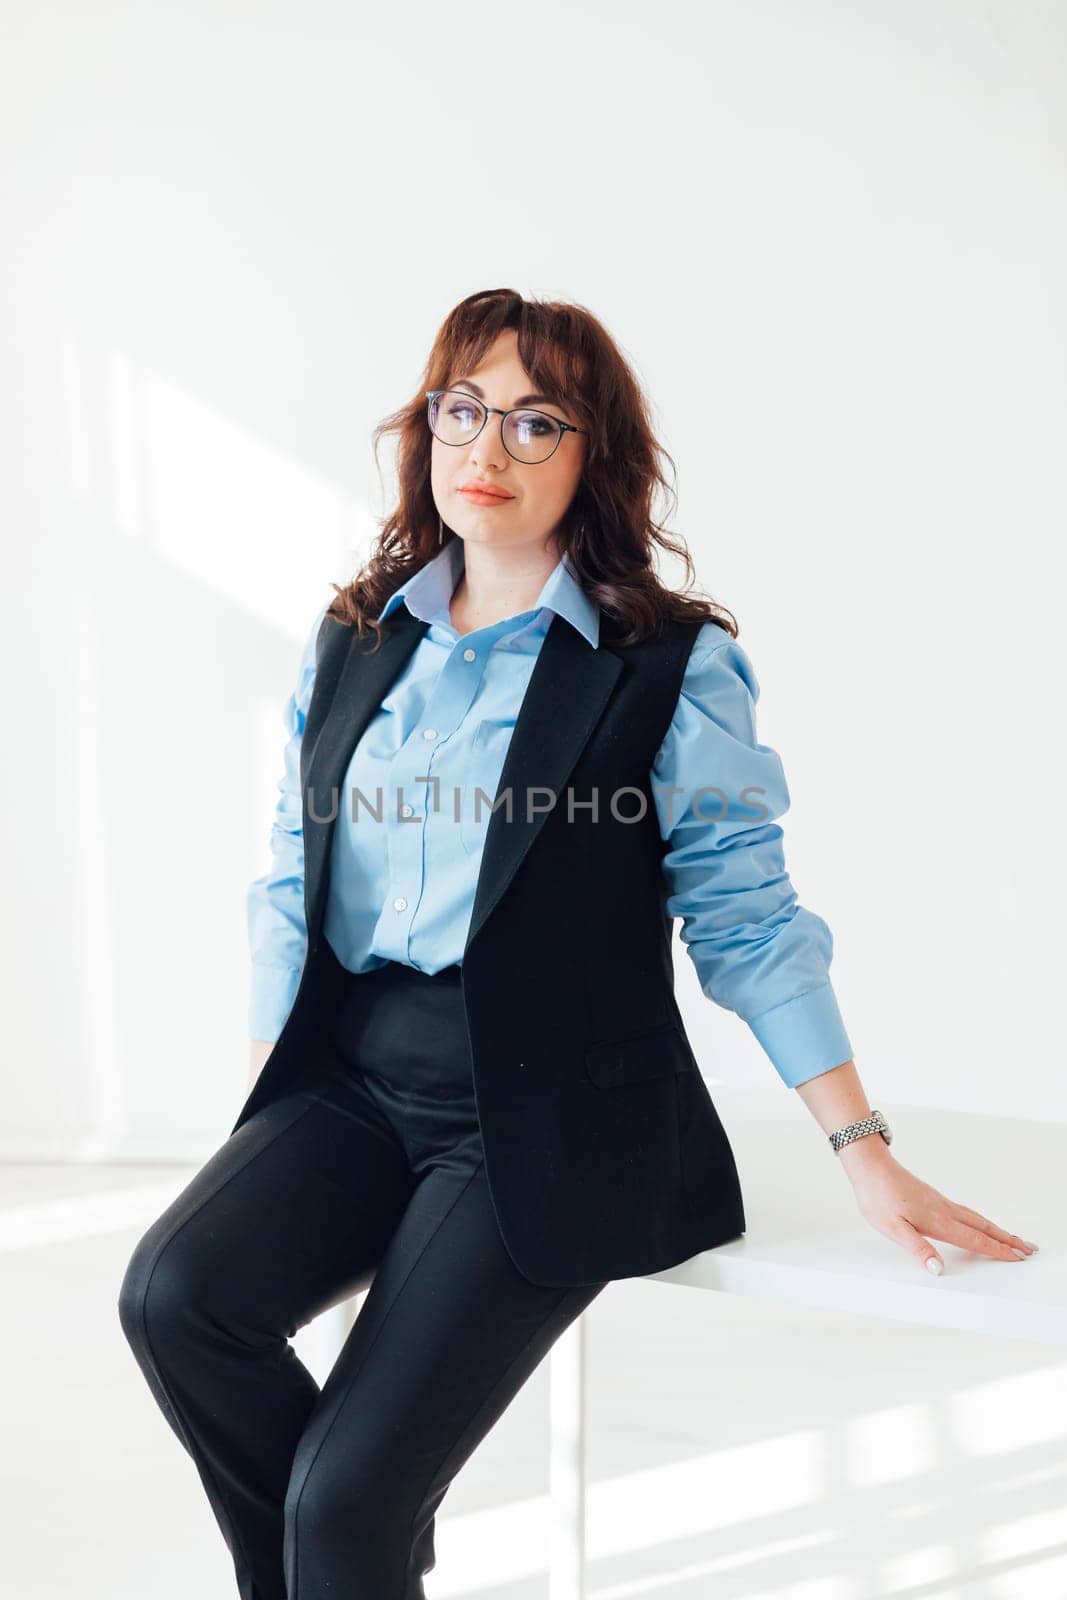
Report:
3,1,1064,1151
4,8,1066,1600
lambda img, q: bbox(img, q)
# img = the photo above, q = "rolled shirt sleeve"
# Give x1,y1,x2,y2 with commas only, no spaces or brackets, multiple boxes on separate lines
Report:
245,601,328,1041
651,624,854,1088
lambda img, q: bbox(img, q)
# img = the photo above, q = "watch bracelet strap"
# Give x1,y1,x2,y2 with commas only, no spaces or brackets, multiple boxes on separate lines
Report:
828,1108,889,1153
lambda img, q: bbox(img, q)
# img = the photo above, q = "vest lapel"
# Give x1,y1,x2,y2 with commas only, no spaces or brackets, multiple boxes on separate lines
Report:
464,614,622,953
302,607,430,949
301,605,623,958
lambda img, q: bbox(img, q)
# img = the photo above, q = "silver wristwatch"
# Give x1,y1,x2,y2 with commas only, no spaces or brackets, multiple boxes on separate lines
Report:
828,1108,892,1153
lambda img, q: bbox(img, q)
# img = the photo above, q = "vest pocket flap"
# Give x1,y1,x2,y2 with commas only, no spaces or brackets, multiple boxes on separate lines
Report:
585,1023,693,1088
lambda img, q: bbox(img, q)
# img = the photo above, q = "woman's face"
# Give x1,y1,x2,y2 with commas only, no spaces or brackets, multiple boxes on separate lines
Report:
430,328,586,555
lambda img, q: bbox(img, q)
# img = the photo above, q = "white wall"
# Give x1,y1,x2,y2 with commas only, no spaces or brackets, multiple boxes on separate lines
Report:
2,0,1063,1158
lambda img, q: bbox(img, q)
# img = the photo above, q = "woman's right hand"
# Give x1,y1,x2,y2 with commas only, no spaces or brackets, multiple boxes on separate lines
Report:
247,1039,275,1094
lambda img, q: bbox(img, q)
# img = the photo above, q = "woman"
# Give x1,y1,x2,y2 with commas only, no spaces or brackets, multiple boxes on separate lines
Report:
118,287,1036,1600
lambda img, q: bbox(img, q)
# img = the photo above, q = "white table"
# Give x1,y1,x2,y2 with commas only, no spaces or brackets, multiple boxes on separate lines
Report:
315,1089,1063,1597
545,1088,1066,1599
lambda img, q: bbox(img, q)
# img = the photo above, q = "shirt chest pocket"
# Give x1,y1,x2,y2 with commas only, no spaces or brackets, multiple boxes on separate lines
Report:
459,716,516,855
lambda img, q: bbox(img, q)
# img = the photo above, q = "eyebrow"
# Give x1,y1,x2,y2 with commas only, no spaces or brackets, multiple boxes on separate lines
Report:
451,378,564,412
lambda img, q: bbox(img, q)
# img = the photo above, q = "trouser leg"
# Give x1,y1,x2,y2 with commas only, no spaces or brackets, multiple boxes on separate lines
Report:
120,951,610,1599
283,1155,606,1600
117,1069,416,1600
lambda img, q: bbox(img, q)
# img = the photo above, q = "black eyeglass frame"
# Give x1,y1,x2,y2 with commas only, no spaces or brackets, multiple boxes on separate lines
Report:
425,388,587,464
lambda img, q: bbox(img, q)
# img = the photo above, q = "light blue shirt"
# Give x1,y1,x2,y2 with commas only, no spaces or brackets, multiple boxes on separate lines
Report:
247,538,854,1087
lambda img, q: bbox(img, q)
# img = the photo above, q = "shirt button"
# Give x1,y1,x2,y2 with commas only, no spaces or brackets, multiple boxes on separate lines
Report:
423,727,437,740
400,803,414,818
462,647,476,661
393,896,407,912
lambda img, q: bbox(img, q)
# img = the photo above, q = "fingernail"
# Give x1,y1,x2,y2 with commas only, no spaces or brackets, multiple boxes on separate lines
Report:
1011,1246,1028,1259
926,1257,943,1275
1025,1241,1040,1251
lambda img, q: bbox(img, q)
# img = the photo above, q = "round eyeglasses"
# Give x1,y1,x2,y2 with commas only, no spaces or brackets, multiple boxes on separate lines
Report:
425,389,586,465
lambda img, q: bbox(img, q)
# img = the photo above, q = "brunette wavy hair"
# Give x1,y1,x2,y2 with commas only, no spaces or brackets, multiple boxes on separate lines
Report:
325,288,738,650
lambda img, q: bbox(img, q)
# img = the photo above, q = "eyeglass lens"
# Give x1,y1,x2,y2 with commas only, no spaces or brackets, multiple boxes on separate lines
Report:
429,391,562,463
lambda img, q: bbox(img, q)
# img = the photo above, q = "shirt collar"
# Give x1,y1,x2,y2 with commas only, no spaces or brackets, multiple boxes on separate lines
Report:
376,537,600,648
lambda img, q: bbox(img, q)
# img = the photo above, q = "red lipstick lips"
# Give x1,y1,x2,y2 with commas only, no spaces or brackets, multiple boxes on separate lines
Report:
459,483,514,505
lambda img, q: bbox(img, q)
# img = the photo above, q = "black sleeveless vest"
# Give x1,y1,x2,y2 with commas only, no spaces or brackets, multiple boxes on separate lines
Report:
231,600,746,1286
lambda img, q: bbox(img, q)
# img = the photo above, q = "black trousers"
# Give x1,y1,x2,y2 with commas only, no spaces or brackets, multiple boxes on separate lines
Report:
118,943,607,1600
